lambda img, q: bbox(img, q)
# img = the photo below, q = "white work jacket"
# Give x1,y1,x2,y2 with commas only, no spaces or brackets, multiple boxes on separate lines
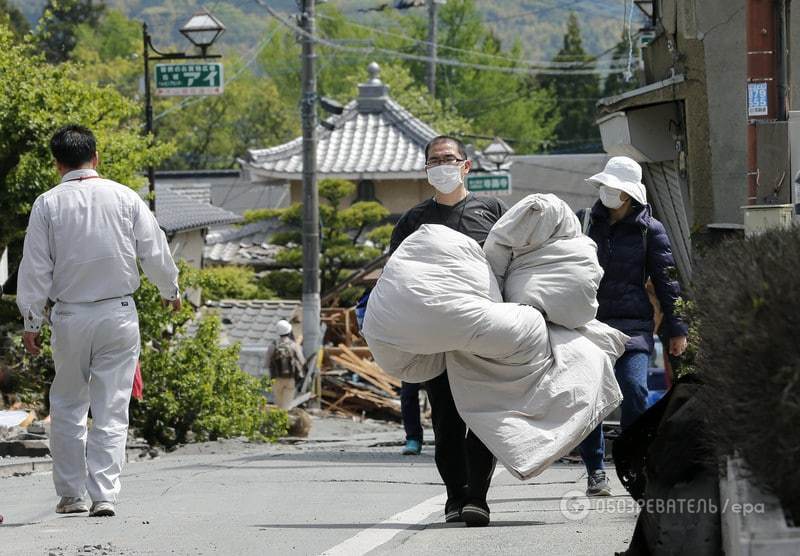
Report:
16,169,179,332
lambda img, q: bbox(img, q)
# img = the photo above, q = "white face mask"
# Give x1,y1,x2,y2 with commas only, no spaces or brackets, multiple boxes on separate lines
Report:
426,163,463,194
599,185,624,209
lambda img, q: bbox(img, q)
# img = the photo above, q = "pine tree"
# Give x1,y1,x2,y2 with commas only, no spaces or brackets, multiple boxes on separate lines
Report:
36,0,105,63
540,12,601,152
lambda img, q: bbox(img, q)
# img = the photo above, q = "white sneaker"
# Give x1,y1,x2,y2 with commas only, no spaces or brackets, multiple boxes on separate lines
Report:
56,497,88,514
89,501,115,517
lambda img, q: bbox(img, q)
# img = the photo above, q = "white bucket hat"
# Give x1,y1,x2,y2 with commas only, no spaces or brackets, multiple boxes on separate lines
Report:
585,156,648,205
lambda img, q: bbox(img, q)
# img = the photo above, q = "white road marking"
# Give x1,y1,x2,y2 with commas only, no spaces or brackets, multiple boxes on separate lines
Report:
320,468,505,556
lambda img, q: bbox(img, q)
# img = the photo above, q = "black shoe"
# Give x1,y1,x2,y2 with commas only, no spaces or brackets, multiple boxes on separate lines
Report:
461,500,490,527
586,470,612,497
444,498,463,523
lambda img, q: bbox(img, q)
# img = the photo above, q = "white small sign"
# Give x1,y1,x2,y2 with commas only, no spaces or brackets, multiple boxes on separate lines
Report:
748,82,768,117
0,246,7,288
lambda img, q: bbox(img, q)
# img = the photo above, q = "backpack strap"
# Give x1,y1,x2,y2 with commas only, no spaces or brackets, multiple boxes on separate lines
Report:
579,208,592,235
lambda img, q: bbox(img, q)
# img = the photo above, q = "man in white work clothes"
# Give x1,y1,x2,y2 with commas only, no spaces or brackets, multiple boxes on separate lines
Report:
16,125,180,517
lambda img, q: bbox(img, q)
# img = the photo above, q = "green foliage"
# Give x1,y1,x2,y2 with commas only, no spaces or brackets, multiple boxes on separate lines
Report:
694,228,800,520
260,270,302,300
243,208,284,224
157,54,299,169
183,265,274,301
367,224,394,251
0,24,173,271
130,315,288,447
0,313,54,414
602,34,641,98
71,9,141,97
249,179,389,300
0,0,29,39
539,12,602,152
35,0,105,63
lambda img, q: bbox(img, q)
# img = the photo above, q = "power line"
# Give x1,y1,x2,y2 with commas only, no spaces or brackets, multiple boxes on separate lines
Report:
253,0,625,77
314,12,626,69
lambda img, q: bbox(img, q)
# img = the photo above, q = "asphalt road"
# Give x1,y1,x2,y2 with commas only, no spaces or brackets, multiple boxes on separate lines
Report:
1,417,637,555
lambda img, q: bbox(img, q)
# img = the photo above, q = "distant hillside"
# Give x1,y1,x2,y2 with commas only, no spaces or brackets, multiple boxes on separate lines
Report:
12,0,632,62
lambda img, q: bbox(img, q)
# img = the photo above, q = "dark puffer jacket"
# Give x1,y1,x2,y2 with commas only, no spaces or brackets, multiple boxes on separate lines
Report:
585,200,688,354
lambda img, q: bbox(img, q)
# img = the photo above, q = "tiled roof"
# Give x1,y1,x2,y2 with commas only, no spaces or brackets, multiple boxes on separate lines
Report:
204,219,287,268
241,63,439,180
187,299,302,376
154,188,243,234
204,242,284,268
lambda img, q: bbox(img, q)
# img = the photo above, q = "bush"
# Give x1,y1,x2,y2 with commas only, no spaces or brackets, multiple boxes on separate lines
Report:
694,227,800,519
184,265,274,301
260,270,302,299
130,315,288,447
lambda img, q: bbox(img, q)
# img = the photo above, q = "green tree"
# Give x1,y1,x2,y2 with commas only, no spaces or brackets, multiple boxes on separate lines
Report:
157,55,299,170
0,0,30,40
0,24,172,275
404,0,558,152
540,12,602,152
602,34,641,98
71,8,141,97
35,0,105,63
245,179,389,298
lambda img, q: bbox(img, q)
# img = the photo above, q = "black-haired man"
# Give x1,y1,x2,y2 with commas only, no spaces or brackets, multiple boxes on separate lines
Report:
17,125,180,517
390,135,507,527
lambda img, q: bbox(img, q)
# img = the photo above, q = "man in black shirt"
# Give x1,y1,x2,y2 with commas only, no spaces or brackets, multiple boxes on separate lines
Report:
390,135,507,527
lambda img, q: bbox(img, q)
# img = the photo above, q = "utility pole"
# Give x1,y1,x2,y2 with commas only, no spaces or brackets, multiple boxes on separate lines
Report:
299,0,322,361
143,23,156,212
426,0,440,96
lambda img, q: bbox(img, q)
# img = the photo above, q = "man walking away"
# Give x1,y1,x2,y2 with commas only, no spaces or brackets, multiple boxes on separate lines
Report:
390,135,507,527
17,125,180,517
269,319,306,409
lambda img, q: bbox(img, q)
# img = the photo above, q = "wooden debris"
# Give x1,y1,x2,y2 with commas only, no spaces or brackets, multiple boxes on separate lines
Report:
320,344,401,421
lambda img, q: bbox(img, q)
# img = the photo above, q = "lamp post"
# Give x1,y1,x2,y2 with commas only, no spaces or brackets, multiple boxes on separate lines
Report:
142,10,225,211
482,136,514,170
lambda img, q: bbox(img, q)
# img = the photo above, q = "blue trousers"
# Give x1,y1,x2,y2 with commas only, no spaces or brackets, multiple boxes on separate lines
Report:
401,381,423,442
579,351,650,473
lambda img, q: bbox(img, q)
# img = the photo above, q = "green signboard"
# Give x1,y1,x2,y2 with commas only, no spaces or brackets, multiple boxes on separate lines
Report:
155,63,224,96
466,172,512,195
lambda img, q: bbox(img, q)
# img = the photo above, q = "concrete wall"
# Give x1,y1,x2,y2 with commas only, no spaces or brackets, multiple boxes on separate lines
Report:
695,0,748,225
169,230,205,269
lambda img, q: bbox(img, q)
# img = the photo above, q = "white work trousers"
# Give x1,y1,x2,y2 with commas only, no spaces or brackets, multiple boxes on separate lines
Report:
49,296,140,503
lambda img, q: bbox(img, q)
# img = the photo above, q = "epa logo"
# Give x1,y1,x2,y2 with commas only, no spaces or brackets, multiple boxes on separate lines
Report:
559,490,590,521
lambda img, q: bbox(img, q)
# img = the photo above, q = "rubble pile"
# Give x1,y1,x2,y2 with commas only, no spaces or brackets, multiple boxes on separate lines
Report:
320,344,401,421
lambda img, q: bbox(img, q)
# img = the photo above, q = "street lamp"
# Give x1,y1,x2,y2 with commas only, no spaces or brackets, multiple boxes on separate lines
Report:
142,10,225,211
482,136,515,170
180,11,226,56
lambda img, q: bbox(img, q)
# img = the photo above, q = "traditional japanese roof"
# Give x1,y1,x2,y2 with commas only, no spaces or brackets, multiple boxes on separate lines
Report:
153,188,243,234
187,299,302,377
204,219,287,268
240,62,439,181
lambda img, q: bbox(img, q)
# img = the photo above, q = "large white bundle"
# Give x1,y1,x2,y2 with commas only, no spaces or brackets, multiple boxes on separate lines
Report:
363,224,625,479
484,194,603,329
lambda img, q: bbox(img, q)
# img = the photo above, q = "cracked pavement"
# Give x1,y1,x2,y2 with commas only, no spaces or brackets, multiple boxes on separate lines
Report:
1,416,636,555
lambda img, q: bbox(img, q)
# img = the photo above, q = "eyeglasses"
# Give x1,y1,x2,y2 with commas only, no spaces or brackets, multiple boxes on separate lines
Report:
425,156,466,168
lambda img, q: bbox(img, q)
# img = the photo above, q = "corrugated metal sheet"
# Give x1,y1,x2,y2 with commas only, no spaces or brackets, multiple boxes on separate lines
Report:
643,161,693,282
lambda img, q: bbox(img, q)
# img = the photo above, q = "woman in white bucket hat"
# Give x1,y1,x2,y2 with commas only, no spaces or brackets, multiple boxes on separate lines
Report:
577,156,689,497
